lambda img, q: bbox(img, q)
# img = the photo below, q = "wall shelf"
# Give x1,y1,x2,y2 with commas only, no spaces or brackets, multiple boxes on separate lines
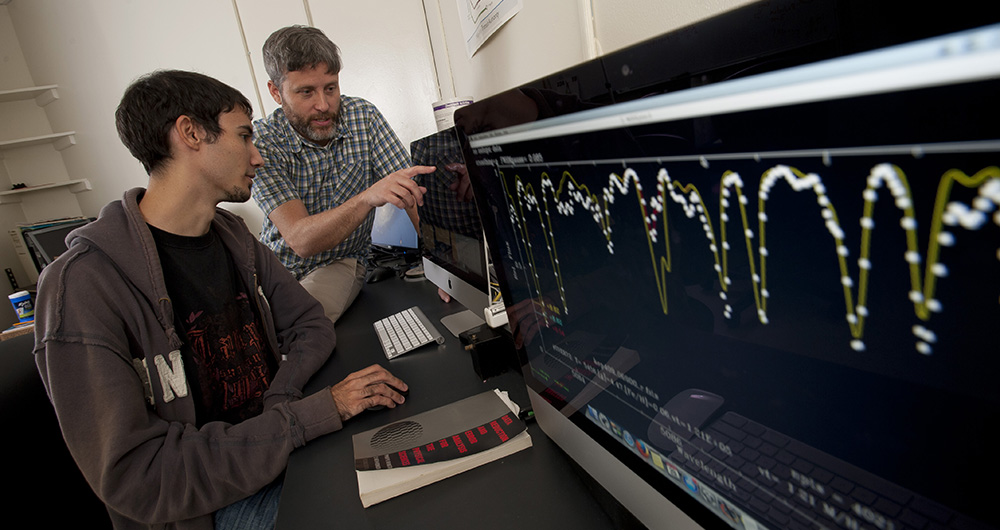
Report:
0,131,76,154
0,178,92,205
0,82,87,295
0,85,59,107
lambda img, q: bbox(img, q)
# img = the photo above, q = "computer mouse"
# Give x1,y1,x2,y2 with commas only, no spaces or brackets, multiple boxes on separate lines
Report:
365,266,395,284
366,384,410,411
388,384,409,398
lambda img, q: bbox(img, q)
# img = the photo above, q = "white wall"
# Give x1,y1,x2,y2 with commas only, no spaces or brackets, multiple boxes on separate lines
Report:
423,0,755,102
425,0,593,102
4,0,443,237
7,1,261,234
591,0,757,55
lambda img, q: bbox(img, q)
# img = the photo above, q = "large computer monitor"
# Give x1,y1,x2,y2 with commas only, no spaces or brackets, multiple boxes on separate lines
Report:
411,128,504,335
459,4,1000,530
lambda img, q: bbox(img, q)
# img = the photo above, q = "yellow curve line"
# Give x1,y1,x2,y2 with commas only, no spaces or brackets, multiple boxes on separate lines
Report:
503,164,999,354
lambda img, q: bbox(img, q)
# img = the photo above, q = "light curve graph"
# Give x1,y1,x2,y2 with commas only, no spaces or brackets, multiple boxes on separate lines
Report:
499,158,1000,356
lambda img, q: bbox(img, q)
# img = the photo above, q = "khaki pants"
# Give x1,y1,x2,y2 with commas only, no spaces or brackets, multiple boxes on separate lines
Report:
299,258,366,324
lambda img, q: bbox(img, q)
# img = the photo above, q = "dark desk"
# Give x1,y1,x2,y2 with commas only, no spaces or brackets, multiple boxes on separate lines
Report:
275,275,617,530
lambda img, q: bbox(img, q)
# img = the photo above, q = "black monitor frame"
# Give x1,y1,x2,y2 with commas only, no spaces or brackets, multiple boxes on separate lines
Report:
411,128,495,334
21,218,93,274
455,1,1000,529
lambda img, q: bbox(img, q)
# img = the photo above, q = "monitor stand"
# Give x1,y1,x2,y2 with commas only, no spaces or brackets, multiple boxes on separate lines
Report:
440,310,485,337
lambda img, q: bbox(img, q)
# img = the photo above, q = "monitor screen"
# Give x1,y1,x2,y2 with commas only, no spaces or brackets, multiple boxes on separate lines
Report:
411,128,496,334
370,204,418,250
461,17,1000,530
22,218,93,273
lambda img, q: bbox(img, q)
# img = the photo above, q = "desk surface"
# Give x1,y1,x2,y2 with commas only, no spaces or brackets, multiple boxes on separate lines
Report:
275,275,617,530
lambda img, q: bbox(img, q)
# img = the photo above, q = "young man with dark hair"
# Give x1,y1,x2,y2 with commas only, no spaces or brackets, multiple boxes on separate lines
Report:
252,25,435,323
34,69,407,530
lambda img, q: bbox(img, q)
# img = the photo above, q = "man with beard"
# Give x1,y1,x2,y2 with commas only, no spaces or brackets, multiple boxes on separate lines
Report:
252,25,434,323
33,69,409,529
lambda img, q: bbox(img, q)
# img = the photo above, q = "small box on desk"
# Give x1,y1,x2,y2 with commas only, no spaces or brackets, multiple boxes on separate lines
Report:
459,324,516,380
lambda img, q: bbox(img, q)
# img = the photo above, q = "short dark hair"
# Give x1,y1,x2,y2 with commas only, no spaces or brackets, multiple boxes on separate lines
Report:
262,25,342,88
115,70,253,174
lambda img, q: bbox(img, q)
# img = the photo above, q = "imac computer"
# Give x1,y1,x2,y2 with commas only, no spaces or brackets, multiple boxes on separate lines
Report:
457,2,1000,529
411,128,506,336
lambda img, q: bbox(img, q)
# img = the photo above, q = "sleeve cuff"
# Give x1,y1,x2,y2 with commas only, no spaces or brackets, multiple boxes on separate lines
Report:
286,387,343,445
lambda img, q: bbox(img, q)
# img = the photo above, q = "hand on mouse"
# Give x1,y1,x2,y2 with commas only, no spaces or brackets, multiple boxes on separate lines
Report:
329,364,409,421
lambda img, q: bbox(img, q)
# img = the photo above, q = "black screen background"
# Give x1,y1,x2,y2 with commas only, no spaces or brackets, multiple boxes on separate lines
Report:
467,80,1000,528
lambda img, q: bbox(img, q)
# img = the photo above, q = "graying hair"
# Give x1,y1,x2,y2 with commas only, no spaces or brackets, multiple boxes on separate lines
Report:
262,25,342,88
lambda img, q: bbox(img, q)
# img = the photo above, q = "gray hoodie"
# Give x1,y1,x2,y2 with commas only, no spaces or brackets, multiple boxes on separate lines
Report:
34,188,342,529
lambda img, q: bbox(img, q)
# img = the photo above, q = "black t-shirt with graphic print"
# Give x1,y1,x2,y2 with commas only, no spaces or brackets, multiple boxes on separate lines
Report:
149,224,277,427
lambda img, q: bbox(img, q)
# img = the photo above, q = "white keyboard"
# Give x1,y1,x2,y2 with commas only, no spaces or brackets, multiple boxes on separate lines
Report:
373,306,445,359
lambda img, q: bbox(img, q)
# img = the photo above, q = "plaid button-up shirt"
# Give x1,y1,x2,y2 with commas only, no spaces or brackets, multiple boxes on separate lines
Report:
252,95,411,279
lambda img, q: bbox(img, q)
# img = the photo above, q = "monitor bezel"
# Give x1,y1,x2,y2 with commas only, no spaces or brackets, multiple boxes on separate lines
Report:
456,5,1000,528
411,129,495,329
22,218,93,273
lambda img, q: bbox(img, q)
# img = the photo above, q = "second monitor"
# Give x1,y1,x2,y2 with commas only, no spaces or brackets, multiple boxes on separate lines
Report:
411,128,506,336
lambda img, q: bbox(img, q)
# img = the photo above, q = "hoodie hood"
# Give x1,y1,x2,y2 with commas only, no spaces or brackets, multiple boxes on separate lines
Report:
69,188,169,313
